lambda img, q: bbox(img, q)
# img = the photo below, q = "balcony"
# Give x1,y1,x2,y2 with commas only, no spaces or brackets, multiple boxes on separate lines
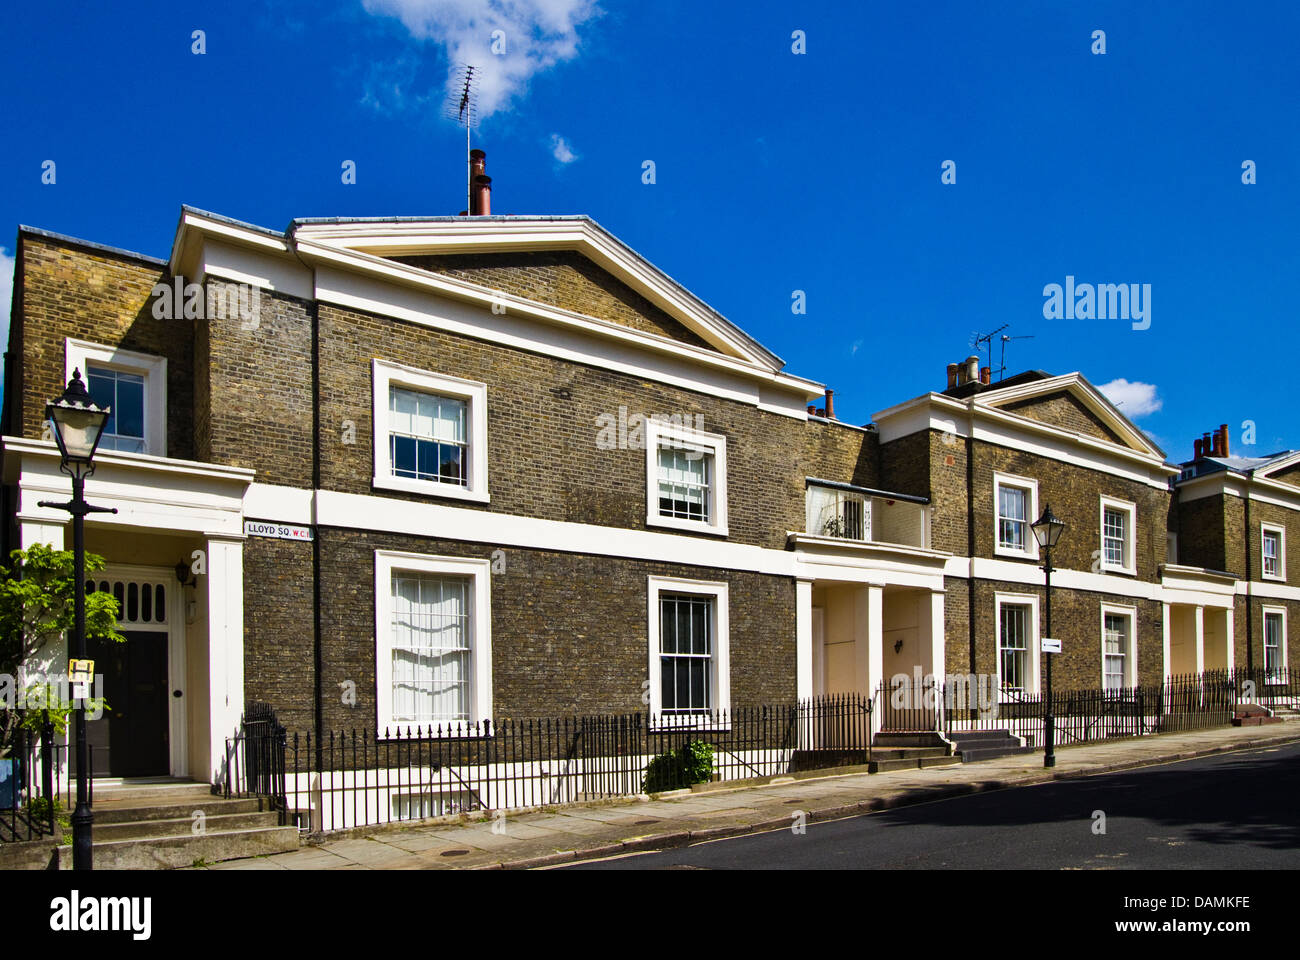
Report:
802,479,931,550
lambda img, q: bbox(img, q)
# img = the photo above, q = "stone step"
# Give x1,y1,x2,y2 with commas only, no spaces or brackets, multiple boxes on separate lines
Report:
869,755,962,773
1232,715,1284,727
60,825,300,870
873,732,948,749
93,811,283,842
870,747,950,760
93,796,271,824
92,781,215,805
959,745,1038,763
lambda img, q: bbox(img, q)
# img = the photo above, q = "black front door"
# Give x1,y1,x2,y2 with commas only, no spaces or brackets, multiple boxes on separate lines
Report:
84,630,170,778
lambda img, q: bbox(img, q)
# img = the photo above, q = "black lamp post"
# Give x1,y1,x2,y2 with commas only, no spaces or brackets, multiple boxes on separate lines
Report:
1031,504,1066,769
36,369,116,870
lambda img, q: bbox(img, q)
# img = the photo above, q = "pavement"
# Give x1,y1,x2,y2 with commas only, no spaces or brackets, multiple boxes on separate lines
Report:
192,723,1300,871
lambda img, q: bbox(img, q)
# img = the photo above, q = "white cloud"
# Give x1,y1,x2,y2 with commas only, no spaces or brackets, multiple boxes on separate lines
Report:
1098,379,1162,418
362,0,601,118
0,246,14,351
549,133,578,164
850,338,862,355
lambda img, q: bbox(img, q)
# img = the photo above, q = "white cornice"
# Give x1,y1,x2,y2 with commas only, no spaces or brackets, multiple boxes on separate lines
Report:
1,437,256,486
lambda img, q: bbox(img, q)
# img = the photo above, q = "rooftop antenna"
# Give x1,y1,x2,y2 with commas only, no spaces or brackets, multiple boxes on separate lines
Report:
997,332,1035,382
971,324,1008,379
444,64,480,214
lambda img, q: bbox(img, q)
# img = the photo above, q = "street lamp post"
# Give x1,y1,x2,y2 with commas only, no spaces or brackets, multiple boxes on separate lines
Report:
36,369,115,870
1031,505,1066,769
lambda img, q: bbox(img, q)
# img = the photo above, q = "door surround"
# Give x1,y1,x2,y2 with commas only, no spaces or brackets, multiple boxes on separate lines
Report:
92,564,187,777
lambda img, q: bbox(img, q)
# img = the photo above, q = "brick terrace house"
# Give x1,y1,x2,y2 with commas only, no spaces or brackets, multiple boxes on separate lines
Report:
3,168,1297,788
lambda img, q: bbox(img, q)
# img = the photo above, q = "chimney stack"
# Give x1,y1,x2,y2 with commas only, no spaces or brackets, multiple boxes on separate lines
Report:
824,389,835,419
469,149,492,215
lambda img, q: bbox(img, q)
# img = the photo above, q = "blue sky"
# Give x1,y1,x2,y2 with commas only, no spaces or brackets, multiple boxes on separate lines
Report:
3,0,1298,461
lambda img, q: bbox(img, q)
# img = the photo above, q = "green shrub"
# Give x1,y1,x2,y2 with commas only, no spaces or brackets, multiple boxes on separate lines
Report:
642,740,714,793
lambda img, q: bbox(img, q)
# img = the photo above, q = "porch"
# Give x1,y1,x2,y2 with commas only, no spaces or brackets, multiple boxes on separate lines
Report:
3,436,254,790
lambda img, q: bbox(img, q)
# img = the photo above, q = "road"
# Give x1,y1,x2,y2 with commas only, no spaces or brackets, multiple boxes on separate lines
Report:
565,742,1300,869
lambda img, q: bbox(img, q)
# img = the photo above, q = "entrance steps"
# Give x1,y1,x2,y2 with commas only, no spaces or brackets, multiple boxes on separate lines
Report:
946,730,1036,763
1231,703,1285,727
869,732,961,773
61,780,298,869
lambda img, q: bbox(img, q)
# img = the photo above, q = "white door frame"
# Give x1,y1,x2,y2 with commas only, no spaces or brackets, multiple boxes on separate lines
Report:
97,564,188,778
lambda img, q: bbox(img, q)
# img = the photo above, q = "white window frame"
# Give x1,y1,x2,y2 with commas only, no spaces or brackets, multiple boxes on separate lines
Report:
647,576,730,727
993,472,1039,560
374,550,493,736
1261,523,1286,582
372,359,489,503
1262,606,1288,682
645,418,728,537
995,592,1041,701
1099,496,1137,576
1099,603,1138,690
65,338,167,457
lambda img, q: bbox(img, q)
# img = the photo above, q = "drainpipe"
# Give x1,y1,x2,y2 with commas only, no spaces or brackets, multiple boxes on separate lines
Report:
288,224,325,763
1244,478,1253,673
966,401,977,678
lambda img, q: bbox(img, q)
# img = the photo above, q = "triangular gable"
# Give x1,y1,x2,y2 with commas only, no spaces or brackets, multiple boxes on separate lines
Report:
289,217,784,371
975,373,1165,459
392,249,717,353
1256,450,1300,485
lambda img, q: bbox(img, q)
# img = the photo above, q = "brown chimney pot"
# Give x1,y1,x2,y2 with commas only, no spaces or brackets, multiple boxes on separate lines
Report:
1219,424,1230,458
1194,438,1203,459
980,366,991,385
824,389,835,419
472,174,492,216
947,363,958,389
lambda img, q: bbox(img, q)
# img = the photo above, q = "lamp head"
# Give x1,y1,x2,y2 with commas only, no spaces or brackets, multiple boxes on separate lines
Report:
45,369,110,477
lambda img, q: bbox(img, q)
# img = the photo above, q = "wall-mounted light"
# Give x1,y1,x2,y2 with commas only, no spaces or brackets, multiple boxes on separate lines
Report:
175,561,197,624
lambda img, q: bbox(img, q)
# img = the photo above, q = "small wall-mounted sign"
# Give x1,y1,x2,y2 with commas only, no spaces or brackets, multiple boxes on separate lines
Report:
69,658,94,699
244,520,314,542
1041,637,1062,654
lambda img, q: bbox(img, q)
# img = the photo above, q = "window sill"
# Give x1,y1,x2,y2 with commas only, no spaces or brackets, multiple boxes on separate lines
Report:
994,546,1038,561
373,474,490,503
647,514,729,537
1099,564,1137,577
1261,574,1286,583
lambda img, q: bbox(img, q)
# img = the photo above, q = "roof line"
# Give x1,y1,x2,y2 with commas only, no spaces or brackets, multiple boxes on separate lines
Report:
16,225,168,266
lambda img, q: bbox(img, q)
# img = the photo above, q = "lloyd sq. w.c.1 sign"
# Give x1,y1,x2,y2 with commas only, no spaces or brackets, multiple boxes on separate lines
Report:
244,520,314,542
1041,637,1062,654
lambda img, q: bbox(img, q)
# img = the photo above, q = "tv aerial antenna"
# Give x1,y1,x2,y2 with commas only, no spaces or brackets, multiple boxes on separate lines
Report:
444,64,480,214
971,324,1035,382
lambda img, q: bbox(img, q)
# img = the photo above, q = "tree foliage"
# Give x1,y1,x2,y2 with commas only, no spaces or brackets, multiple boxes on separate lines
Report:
0,544,123,754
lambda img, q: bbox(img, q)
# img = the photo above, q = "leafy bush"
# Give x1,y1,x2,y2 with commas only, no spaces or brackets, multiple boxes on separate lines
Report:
642,740,715,793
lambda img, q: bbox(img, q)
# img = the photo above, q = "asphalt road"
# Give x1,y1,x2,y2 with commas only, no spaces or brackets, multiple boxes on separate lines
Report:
565,742,1300,870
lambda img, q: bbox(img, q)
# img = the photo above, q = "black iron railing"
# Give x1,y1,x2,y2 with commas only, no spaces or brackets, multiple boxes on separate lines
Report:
879,667,1294,746
223,701,288,821
225,695,873,834
0,718,65,843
